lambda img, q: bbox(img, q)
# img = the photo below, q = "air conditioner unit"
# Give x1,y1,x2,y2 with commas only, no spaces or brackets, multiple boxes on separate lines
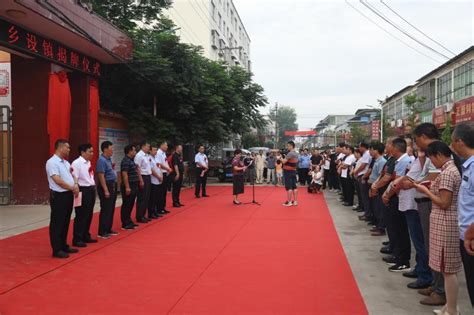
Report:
444,102,453,113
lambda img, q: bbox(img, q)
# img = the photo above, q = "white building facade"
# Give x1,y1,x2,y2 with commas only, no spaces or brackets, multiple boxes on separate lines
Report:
165,0,251,71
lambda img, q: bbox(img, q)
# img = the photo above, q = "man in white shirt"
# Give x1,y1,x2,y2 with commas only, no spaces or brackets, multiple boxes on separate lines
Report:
71,143,97,247
134,142,152,223
254,150,266,184
354,142,372,217
156,141,172,215
149,145,164,219
195,145,209,198
340,145,356,206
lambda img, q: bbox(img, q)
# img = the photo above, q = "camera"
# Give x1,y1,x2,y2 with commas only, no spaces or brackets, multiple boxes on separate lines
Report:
242,156,254,168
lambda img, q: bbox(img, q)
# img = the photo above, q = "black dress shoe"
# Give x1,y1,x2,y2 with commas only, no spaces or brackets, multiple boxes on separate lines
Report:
173,203,181,208
195,195,201,198
382,241,390,246
380,246,393,255
84,238,98,243
73,241,87,248
178,203,185,207
403,271,419,279
143,217,152,222
137,219,148,223
64,247,79,254
407,281,431,289
53,250,69,258
132,223,139,227
202,194,210,197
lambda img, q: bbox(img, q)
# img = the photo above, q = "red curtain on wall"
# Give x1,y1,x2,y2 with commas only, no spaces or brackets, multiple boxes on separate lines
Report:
89,79,100,168
47,71,72,155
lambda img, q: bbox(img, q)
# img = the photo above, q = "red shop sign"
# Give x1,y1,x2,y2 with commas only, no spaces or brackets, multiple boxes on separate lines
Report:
453,96,474,125
432,106,447,129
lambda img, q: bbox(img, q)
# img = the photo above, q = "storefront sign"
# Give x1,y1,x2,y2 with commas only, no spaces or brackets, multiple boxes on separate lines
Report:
453,96,474,124
432,106,447,129
99,127,129,168
0,19,101,77
371,120,380,140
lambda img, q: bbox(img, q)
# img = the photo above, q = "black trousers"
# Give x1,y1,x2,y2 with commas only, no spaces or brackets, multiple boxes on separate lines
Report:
49,190,74,254
341,176,354,205
298,168,309,185
121,182,138,226
149,184,161,216
195,168,208,196
322,169,329,189
388,196,411,265
172,175,183,204
157,173,170,211
136,175,151,220
461,240,474,306
73,186,96,243
98,181,117,235
328,170,338,190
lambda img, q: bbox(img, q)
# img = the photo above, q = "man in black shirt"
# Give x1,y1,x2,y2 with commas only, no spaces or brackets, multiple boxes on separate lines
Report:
120,145,139,230
172,145,185,207
310,149,323,168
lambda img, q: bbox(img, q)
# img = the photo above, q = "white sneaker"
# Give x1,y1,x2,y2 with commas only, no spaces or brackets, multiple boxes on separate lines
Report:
292,201,298,206
282,201,293,207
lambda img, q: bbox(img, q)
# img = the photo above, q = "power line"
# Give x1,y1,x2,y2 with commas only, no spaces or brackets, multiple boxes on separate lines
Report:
345,0,443,63
360,0,451,60
379,0,457,57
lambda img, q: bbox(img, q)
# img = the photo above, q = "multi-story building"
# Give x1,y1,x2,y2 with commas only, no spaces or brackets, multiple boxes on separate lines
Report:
382,46,473,132
165,0,251,71
314,115,354,148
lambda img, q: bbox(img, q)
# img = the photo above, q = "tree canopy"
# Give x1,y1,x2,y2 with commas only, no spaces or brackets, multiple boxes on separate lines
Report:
268,105,298,148
90,0,268,145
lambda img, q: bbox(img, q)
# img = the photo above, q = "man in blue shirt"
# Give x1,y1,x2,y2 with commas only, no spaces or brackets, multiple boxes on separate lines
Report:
96,141,118,239
45,139,79,258
368,142,386,236
451,121,474,306
298,149,311,185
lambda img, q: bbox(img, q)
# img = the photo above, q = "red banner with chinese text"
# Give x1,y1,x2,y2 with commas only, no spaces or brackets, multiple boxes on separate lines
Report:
371,120,380,140
432,106,447,129
89,79,100,169
453,96,474,125
47,71,71,155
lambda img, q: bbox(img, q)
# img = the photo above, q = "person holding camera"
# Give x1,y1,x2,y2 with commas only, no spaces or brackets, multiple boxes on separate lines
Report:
232,149,247,205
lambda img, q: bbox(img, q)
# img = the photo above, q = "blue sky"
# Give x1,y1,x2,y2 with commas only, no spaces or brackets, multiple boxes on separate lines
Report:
234,0,473,129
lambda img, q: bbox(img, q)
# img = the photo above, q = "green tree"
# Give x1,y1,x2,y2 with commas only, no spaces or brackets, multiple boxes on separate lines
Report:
241,132,260,148
92,2,268,145
441,115,453,145
404,94,426,133
349,124,369,145
268,105,298,148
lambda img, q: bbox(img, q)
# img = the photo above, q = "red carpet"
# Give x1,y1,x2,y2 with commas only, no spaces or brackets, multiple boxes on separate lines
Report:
0,186,367,314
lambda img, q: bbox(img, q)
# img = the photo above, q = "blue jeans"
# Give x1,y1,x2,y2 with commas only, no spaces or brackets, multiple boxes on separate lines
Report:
405,210,432,285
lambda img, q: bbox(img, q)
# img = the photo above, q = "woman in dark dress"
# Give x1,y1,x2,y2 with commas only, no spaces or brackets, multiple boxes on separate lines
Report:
232,149,247,205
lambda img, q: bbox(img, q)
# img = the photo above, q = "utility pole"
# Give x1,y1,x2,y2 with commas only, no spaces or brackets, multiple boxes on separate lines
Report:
274,102,279,149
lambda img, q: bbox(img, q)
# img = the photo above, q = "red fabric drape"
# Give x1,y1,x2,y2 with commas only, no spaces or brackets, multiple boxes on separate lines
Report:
47,71,72,155
89,79,100,169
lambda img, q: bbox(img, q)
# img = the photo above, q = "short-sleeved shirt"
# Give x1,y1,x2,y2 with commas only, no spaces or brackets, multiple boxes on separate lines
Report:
298,155,311,169
195,153,208,168
121,155,139,184
96,154,117,182
368,156,386,184
156,149,170,174
311,155,322,166
399,157,423,211
378,156,396,194
172,152,184,174
71,156,95,187
232,157,245,175
46,154,75,192
134,150,152,176
459,155,474,240
358,150,372,176
341,154,356,178
283,150,299,171
394,153,412,177
151,154,163,185
267,156,276,169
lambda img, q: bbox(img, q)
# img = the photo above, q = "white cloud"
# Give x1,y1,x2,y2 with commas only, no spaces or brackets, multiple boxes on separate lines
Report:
234,0,473,130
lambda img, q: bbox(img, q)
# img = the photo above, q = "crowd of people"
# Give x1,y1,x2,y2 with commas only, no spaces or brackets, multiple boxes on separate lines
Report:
319,122,474,315
45,141,210,259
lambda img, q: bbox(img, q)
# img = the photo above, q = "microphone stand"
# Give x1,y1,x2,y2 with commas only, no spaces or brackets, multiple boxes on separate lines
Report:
242,160,260,206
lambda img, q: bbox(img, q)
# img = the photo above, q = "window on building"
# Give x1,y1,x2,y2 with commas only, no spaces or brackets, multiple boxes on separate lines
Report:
453,60,473,101
218,13,222,30
417,79,436,111
235,18,237,31
395,98,403,120
211,1,216,20
437,71,452,105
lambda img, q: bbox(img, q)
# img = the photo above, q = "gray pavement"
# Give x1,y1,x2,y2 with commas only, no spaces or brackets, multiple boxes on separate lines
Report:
324,189,472,315
0,184,472,314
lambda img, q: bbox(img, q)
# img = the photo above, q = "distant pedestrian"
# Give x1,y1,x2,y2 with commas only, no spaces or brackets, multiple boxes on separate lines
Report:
45,139,79,258
96,141,118,239
281,141,299,206
135,142,152,224
156,141,173,214
266,152,276,184
255,150,266,184
195,145,209,198
172,145,185,207
71,143,97,247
